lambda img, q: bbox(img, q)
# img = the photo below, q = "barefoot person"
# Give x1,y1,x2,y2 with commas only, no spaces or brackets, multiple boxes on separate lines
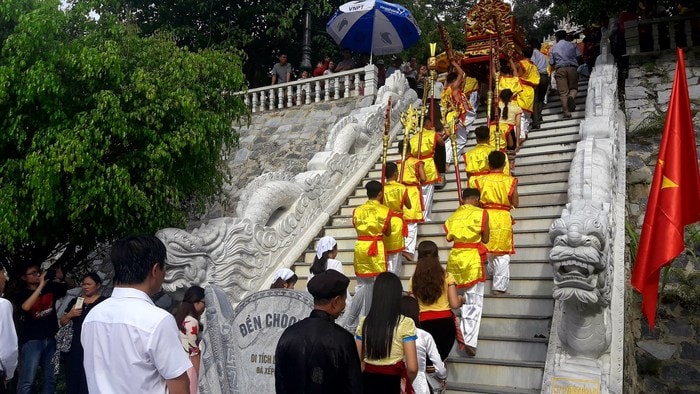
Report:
468,151,519,295
444,188,490,356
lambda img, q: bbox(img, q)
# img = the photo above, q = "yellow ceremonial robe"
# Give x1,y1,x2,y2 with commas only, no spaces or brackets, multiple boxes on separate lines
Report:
517,59,540,113
462,77,480,111
397,158,424,223
444,204,488,288
410,129,441,184
498,75,523,101
464,143,495,177
353,200,391,277
383,181,408,254
469,173,517,255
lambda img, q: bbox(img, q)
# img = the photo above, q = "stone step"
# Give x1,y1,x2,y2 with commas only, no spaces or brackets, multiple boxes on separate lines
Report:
315,229,552,248
295,258,554,280
343,190,567,212
294,274,553,297
334,203,564,225
448,336,549,363
315,240,552,263
345,181,568,205
446,382,540,394
482,297,554,318
446,357,544,390
380,133,579,163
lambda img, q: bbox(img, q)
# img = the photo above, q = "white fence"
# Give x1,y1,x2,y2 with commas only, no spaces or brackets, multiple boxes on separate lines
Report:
235,65,378,113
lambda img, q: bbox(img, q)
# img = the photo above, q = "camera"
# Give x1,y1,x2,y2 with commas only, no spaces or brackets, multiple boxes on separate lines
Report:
44,269,56,281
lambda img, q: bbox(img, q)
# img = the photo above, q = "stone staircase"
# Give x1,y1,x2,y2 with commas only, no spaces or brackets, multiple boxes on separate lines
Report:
292,80,588,393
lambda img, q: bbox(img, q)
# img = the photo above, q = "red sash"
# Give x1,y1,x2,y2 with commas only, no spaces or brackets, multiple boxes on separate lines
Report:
358,235,383,256
482,203,511,211
419,309,453,322
364,361,415,394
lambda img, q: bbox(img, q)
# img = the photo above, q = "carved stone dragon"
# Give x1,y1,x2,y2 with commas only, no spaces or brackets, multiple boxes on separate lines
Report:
155,72,415,306
543,44,625,394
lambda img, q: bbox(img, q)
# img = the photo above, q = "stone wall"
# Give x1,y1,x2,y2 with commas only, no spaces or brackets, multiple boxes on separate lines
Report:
190,96,370,227
625,47,700,393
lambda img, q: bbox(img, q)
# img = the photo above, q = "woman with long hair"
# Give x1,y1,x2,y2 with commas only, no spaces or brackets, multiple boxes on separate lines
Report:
174,285,206,394
58,272,107,394
356,272,418,393
409,241,463,360
400,296,447,394
270,268,298,289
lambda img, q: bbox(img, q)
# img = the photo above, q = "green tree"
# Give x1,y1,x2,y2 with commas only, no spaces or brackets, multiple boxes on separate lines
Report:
101,0,342,86
0,0,247,276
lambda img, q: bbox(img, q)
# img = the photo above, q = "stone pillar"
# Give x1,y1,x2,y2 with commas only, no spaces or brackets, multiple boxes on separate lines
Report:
363,64,378,96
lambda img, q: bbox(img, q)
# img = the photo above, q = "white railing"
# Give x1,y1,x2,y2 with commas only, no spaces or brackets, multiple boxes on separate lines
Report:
234,65,378,113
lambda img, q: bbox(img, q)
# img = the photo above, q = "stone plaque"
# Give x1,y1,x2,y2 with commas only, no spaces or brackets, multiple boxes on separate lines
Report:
551,377,601,394
229,289,313,393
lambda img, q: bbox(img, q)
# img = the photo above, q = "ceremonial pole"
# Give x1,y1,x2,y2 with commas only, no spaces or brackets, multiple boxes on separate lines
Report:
399,105,416,182
381,96,392,187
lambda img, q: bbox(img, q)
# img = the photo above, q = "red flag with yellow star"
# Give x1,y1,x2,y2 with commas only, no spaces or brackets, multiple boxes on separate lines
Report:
632,48,700,330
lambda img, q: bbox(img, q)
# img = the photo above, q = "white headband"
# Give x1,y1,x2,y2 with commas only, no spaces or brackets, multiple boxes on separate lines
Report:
316,236,337,259
271,268,295,284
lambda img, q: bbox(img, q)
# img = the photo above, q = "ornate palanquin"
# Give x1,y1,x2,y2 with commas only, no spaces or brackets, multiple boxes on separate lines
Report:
434,0,526,82
461,0,525,62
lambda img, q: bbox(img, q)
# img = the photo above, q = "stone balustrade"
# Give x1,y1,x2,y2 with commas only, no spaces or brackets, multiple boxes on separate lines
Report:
625,14,700,55
234,65,378,113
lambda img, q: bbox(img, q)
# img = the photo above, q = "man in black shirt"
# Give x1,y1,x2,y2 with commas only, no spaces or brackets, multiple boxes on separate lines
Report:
275,270,362,394
14,264,67,394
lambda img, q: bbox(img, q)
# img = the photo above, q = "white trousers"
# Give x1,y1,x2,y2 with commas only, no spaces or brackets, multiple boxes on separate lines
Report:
421,184,435,222
487,254,510,292
459,282,485,348
446,92,478,164
387,252,403,278
405,223,418,255
520,112,531,139
342,276,375,331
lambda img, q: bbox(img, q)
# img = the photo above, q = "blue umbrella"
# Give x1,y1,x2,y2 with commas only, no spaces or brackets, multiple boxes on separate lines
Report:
326,0,421,59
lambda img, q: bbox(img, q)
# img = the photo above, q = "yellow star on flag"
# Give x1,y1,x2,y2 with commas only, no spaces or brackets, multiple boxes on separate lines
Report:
662,176,679,189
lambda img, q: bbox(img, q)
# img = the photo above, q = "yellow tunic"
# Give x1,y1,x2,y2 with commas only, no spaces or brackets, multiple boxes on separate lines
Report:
517,59,540,113
397,158,424,223
353,200,391,277
382,181,408,254
469,173,517,255
443,204,488,288
483,125,512,176
441,85,467,120
498,75,523,100
356,315,417,365
464,143,495,177
462,77,480,111
410,128,440,184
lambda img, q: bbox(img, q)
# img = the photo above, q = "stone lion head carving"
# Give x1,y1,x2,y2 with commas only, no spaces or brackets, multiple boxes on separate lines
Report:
549,199,611,306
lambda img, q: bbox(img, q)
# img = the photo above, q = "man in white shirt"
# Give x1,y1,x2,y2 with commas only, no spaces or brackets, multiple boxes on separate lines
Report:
82,235,191,394
0,264,18,394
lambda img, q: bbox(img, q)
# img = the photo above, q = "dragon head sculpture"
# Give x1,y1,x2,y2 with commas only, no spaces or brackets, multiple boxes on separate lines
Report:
549,199,612,307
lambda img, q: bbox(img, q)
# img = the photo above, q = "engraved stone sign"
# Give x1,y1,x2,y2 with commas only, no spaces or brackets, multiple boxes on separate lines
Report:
229,289,313,393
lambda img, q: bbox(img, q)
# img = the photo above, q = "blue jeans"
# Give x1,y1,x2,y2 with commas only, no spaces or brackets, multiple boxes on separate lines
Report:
18,338,56,394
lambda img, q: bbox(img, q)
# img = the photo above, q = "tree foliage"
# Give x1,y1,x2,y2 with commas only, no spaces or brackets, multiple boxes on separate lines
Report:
0,0,247,275
102,0,343,86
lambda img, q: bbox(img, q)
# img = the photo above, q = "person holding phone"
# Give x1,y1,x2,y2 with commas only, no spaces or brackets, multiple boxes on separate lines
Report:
58,272,106,394
14,264,67,394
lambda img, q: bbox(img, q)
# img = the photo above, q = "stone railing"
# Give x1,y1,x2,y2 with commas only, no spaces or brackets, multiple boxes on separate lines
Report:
625,14,700,55
235,65,378,113
541,45,627,393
